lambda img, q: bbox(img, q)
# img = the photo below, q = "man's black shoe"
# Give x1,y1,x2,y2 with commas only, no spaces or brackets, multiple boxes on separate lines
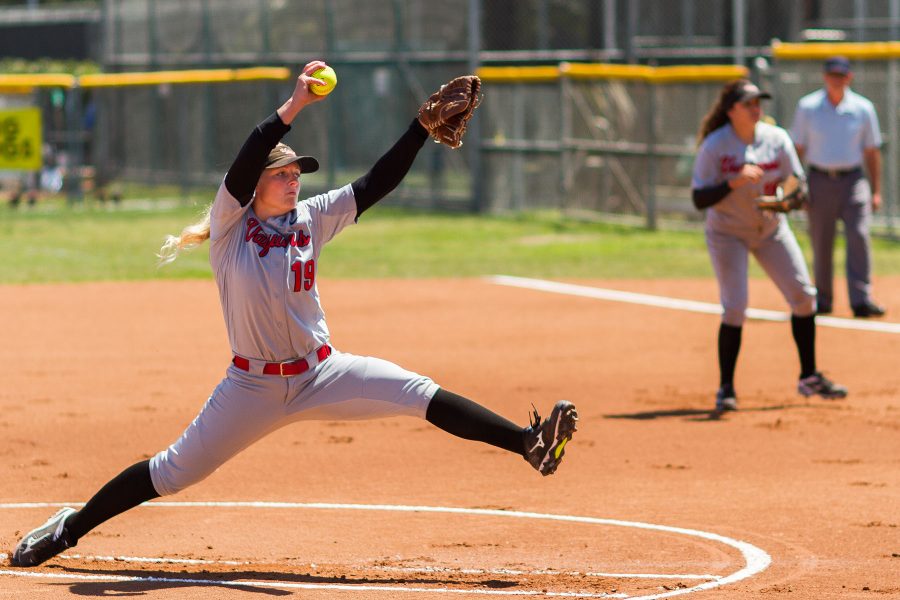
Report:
852,301,885,318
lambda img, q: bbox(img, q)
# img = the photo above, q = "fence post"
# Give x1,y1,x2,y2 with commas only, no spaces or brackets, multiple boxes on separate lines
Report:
259,0,271,60
325,3,337,192
889,0,899,233
65,83,84,205
468,0,483,212
732,0,746,66
887,54,898,235
646,79,657,230
625,0,638,64
602,0,616,53
560,67,572,212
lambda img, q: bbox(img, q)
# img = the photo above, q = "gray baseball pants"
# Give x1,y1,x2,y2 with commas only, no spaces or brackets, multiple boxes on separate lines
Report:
149,348,439,496
706,219,817,326
806,169,873,308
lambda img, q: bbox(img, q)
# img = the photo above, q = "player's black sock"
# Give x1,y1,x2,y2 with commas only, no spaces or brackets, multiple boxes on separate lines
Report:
718,323,742,386
791,314,816,378
426,388,526,456
65,459,160,544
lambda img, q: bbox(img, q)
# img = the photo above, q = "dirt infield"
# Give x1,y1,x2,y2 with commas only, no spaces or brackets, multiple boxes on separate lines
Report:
1,277,898,599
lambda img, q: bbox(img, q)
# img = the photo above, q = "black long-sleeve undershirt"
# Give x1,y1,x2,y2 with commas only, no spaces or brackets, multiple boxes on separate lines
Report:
224,112,291,206
223,112,428,217
351,118,428,218
691,181,731,210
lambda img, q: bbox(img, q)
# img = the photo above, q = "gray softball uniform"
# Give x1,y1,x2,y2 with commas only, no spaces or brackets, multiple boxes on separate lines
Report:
149,182,438,497
692,122,816,326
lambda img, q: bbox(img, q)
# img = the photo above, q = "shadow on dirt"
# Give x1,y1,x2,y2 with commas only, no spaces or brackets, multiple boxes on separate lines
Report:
603,402,832,421
42,564,522,596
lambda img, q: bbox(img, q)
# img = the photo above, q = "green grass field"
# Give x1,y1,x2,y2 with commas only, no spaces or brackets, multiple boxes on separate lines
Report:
2,199,898,284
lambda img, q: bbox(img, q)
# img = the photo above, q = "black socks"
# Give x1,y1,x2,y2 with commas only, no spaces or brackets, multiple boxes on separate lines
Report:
718,316,816,388
425,388,526,456
791,314,816,378
65,459,160,544
718,323,742,387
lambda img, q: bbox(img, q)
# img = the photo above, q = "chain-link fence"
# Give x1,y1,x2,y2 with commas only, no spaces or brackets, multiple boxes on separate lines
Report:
79,63,476,209
99,0,900,66
479,52,898,232
2,0,898,226
479,66,745,226
769,46,899,233
103,0,472,67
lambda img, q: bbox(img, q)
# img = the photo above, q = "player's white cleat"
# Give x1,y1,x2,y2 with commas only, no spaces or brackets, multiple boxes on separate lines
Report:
715,383,738,412
10,507,77,567
523,401,578,476
798,372,848,399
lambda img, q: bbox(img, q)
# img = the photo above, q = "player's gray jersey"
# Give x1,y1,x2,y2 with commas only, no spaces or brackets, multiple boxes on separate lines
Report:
208,183,357,361
692,122,803,236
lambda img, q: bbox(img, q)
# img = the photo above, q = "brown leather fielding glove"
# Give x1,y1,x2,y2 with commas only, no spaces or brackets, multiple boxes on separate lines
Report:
756,174,808,213
417,75,482,149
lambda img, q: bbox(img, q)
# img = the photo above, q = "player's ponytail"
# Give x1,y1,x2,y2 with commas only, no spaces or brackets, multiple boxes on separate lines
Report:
157,205,212,266
697,79,748,145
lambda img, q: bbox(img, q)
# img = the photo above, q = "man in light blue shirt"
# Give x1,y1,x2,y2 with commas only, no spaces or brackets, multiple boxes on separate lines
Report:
790,56,884,318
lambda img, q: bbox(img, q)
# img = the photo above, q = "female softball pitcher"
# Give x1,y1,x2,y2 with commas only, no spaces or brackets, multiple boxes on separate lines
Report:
691,79,847,413
10,62,577,568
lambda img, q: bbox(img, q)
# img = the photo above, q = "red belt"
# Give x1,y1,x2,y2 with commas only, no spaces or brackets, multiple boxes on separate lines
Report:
232,345,332,376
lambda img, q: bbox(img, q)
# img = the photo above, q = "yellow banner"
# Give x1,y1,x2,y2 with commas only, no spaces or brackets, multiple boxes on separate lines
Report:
0,107,42,170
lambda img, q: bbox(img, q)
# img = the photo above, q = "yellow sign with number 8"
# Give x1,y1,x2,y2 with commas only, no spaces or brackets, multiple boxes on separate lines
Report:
0,107,42,170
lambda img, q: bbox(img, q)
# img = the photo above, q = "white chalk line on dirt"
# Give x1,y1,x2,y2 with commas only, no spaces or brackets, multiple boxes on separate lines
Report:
0,501,769,599
488,275,900,334
0,552,721,581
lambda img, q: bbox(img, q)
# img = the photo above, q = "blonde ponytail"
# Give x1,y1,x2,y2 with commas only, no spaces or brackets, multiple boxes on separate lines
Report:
157,205,212,266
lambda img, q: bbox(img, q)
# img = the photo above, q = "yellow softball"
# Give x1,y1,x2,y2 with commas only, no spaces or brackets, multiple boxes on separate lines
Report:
310,66,337,96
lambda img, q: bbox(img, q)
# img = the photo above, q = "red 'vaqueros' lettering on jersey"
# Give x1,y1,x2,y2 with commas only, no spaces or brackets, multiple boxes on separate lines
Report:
245,218,311,257
721,156,742,174
290,229,310,248
721,157,781,175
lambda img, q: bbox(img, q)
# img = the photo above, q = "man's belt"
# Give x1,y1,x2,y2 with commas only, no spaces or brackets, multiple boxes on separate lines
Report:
809,165,862,178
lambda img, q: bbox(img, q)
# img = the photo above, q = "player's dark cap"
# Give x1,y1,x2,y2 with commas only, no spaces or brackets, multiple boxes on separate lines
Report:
724,81,772,108
265,143,319,173
823,56,851,75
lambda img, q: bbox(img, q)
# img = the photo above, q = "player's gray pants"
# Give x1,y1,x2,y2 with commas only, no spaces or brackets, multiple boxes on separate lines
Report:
806,169,873,307
706,219,816,326
149,349,439,496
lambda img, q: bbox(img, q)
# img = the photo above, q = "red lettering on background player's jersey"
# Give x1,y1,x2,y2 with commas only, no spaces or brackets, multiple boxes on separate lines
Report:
721,156,780,175
245,218,311,257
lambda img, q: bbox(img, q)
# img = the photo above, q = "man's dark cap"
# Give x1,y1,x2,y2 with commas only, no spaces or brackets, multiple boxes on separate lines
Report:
824,56,851,75
265,142,319,173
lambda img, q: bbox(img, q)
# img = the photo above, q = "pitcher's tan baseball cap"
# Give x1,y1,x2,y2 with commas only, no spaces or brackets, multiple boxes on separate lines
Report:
265,142,319,173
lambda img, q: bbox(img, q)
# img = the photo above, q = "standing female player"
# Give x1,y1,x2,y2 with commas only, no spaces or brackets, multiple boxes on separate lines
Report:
10,62,577,568
691,79,848,413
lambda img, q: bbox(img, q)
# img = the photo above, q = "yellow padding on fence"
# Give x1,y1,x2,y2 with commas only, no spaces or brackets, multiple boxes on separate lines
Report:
79,67,291,88
476,66,561,82
0,73,75,88
231,67,292,81
478,63,747,83
562,63,655,80
773,41,900,60
0,86,34,95
649,65,748,82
